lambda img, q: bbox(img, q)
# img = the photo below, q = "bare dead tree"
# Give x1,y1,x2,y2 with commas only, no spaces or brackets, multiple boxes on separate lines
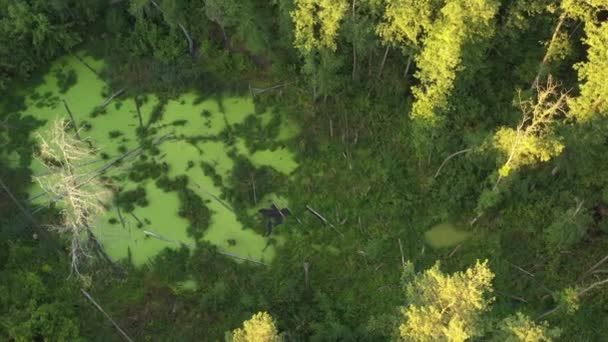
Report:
494,76,569,190
34,118,110,277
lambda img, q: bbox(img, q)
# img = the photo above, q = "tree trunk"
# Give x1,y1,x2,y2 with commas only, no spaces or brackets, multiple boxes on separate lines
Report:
351,0,357,81
80,288,134,342
62,99,81,140
434,148,472,178
178,23,195,56
377,46,390,79
403,54,413,81
531,13,566,89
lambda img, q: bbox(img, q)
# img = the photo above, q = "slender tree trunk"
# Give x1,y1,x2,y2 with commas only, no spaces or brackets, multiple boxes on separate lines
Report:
150,0,195,56
303,262,310,289
351,0,357,81
80,288,134,342
434,148,472,178
580,254,608,281
531,13,566,89
62,99,81,140
577,278,608,297
377,46,390,79
100,88,125,110
178,23,195,56
403,54,413,81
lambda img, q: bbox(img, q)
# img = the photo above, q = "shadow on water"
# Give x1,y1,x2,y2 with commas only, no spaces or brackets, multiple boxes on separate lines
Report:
4,51,301,267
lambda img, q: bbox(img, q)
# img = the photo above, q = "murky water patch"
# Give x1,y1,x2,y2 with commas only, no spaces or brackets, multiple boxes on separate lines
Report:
424,222,471,248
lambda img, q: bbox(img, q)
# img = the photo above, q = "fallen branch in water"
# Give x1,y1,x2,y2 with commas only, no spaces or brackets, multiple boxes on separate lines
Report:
62,100,81,140
143,229,268,266
99,88,125,110
30,134,173,208
74,55,100,76
191,181,234,212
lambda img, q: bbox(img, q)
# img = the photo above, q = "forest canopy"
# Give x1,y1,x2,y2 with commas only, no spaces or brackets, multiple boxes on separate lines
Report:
1,0,608,340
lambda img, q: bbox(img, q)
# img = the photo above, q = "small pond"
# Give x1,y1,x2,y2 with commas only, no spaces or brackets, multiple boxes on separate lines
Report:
424,222,471,248
3,51,300,266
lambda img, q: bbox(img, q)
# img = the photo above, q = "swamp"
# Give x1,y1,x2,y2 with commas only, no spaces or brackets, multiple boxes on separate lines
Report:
1,0,608,341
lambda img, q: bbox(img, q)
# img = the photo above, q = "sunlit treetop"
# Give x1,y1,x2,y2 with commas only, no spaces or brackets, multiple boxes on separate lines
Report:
493,77,567,180
376,0,441,51
493,313,561,342
410,0,499,125
399,260,495,341
561,0,608,122
291,0,348,54
230,312,282,342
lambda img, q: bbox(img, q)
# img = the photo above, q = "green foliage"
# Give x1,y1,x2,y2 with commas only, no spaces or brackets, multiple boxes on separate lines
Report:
0,0,98,91
0,245,82,341
409,0,498,159
3,0,608,340
568,18,608,121
377,0,440,51
291,0,348,53
544,202,592,251
493,78,568,183
554,287,580,315
399,260,495,341
493,313,561,342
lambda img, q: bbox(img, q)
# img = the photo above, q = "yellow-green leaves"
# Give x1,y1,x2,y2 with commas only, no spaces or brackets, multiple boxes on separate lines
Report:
561,0,608,121
291,0,348,54
411,0,499,125
292,0,316,53
376,0,439,51
569,23,608,121
494,313,561,342
399,260,495,341
493,77,567,180
399,261,562,341
229,312,281,342
494,127,564,177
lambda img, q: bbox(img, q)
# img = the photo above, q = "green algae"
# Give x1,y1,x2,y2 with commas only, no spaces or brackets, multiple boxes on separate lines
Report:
424,222,471,248
250,148,299,175
7,51,301,266
91,181,193,267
